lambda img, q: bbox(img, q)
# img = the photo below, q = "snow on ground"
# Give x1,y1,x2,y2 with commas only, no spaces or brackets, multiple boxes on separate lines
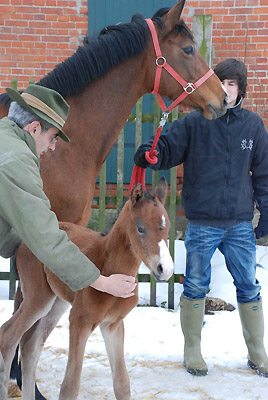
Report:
1,242,268,399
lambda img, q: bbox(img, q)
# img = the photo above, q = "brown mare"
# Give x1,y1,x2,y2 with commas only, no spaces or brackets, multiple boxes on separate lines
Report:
0,0,227,397
0,1,227,228
2,178,173,399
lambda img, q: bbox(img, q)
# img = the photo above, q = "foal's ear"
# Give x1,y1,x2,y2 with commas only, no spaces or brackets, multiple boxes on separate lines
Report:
155,176,168,205
131,184,144,207
162,0,185,33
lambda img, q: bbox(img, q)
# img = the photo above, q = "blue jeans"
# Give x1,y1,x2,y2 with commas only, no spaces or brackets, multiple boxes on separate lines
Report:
183,221,261,303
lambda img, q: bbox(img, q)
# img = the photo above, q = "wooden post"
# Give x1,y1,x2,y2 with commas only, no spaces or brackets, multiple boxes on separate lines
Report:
192,15,213,68
116,128,124,209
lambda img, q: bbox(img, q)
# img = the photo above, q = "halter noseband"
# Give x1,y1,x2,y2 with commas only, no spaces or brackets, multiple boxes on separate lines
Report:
146,18,214,113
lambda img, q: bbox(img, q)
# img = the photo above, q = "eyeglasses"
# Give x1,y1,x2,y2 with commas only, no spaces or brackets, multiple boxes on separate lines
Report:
50,134,59,144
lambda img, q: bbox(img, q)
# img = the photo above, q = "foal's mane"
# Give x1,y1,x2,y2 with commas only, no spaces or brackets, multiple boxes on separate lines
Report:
0,8,193,105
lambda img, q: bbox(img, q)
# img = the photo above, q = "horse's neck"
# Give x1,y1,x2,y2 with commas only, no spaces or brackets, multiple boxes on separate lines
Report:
102,203,141,277
68,54,148,163
41,53,150,224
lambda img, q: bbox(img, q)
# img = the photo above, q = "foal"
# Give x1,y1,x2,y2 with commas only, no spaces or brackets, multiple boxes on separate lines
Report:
0,178,174,400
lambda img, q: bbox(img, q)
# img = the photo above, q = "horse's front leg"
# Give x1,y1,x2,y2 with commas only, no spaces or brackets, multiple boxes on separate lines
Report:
59,307,93,400
20,297,69,400
100,319,130,400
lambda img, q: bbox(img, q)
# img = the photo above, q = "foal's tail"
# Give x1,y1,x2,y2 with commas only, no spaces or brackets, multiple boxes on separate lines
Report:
10,284,47,400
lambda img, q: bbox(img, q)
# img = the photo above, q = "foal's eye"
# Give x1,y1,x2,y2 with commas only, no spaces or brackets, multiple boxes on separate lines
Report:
137,226,146,234
182,46,194,55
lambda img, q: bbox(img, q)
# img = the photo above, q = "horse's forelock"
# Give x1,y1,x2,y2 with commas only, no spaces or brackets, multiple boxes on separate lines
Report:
152,7,193,41
151,7,170,29
171,20,194,41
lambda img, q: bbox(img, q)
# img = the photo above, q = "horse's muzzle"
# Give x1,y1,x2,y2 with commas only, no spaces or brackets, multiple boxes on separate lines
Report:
153,263,173,282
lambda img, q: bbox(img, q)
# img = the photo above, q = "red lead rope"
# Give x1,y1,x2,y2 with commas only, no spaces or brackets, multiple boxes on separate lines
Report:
129,18,214,193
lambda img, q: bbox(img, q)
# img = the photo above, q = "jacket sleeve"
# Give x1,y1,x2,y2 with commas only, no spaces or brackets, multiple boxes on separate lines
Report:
0,218,21,258
251,119,268,218
134,117,190,171
0,153,100,291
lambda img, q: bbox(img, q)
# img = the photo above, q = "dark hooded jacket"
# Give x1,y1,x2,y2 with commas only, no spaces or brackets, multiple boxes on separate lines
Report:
134,101,268,224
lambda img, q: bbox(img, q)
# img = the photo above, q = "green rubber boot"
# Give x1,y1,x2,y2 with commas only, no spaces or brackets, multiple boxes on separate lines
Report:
238,299,268,377
180,294,208,376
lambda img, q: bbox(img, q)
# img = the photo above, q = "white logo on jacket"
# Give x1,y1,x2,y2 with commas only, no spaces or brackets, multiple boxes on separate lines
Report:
241,139,253,151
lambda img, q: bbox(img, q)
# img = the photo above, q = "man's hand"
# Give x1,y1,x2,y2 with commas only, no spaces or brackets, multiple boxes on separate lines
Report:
255,215,268,239
134,146,150,168
90,274,137,298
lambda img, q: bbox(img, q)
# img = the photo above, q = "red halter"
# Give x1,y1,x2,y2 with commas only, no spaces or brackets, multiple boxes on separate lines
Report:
146,18,214,114
129,18,214,192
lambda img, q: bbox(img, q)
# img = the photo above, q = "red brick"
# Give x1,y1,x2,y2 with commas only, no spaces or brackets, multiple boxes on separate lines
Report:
230,7,253,14
41,7,64,14
235,0,247,5
254,7,268,13
33,0,46,5
46,0,57,6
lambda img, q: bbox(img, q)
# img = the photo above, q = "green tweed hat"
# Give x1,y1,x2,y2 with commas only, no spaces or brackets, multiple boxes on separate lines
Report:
6,85,70,142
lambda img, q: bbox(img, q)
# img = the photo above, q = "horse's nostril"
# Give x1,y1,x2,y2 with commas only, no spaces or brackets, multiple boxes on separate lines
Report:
157,264,163,275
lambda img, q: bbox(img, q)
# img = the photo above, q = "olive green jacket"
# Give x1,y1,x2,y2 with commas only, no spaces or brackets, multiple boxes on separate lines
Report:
0,117,100,291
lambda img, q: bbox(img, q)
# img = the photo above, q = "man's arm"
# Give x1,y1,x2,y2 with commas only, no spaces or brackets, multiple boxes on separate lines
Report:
134,118,190,170
0,154,136,297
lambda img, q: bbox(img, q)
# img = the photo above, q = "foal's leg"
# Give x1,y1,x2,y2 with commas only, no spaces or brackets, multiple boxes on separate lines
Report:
59,307,94,400
20,297,69,400
0,292,56,400
100,320,130,400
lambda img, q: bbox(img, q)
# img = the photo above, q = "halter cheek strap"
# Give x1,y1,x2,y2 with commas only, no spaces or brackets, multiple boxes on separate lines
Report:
129,18,214,193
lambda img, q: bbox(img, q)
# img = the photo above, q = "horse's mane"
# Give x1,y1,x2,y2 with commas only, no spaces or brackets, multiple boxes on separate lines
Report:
37,13,150,97
0,7,194,104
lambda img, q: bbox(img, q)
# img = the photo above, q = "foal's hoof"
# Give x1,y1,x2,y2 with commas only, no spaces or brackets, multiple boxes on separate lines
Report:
184,361,208,376
186,366,208,376
248,360,268,378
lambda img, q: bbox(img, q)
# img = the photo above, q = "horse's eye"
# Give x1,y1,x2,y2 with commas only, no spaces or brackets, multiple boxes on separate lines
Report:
137,226,145,234
183,46,194,55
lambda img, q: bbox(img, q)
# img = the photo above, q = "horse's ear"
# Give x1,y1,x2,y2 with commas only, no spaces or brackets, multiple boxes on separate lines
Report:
162,0,185,33
155,176,168,205
131,184,144,207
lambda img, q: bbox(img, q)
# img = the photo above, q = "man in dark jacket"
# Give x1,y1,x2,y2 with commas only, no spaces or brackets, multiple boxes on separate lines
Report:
134,58,268,377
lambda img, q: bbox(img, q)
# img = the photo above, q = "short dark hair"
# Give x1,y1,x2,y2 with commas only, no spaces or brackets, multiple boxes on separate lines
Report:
214,58,247,98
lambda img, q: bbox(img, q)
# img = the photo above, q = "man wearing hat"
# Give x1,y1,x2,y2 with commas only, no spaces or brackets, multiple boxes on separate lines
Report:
0,85,136,395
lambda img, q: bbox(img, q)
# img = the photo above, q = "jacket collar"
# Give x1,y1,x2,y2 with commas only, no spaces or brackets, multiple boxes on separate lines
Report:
227,96,243,115
219,96,243,123
4,117,38,158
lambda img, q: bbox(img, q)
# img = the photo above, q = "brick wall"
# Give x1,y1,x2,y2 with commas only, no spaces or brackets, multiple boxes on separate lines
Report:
0,0,88,89
0,0,267,127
